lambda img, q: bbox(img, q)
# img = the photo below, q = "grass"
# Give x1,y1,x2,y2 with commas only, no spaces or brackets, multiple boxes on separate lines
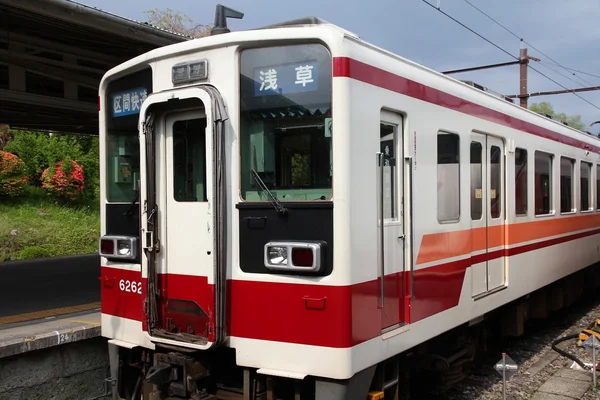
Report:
0,187,100,262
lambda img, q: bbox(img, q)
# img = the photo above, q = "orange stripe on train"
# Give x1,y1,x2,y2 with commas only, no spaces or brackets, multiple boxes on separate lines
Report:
417,213,600,265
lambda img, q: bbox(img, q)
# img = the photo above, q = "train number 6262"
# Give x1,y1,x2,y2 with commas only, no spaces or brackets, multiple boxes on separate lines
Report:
119,279,142,294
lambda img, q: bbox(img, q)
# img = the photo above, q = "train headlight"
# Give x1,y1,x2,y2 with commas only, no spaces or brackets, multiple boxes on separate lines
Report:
99,235,138,260
117,239,134,257
264,241,323,272
267,246,288,266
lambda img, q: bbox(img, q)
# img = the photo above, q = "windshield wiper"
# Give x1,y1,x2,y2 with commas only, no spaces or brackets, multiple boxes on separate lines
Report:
250,169,287,215
123,189,139,217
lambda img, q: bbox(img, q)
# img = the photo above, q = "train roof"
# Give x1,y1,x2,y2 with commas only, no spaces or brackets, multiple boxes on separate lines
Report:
101,14,600,149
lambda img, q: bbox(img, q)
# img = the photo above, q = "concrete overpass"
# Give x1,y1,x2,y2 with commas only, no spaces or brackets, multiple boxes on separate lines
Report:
0,0,190,135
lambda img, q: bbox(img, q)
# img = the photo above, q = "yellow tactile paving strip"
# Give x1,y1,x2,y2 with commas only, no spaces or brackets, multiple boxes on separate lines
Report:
0,302,101,325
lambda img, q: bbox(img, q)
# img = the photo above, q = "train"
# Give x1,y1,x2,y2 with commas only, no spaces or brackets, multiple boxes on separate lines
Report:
98,5,600,400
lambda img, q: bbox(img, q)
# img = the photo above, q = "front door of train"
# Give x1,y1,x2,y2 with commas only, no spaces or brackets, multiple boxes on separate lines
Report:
378,110,407,332
139,87,227,350
470,132,507,298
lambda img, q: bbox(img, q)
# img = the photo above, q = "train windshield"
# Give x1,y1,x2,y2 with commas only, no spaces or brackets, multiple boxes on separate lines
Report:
104,68,152,203
239,43,333,201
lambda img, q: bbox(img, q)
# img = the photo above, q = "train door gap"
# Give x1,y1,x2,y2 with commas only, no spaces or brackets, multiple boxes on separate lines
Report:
470,132,507,300
378,109,410,334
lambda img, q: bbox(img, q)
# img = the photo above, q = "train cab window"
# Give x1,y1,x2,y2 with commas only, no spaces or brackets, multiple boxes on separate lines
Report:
581,161,592,212
172,118,207,202
437,132,460,222
470,141,482,220
515,148,528,216
560,157,575,213
534,151,553,216
238,43,333,201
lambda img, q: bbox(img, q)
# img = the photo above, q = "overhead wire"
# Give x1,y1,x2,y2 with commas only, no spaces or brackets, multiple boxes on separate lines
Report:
537,61,592,90
460,0,597,88
419,0,600,113
538,61,600,81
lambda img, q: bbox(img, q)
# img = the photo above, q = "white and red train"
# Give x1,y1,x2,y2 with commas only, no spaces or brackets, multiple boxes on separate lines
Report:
98,6,600,400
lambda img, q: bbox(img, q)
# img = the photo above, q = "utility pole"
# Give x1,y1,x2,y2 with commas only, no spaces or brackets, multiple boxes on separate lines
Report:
517,48,540,109
443,47,600,112
519,48,529,108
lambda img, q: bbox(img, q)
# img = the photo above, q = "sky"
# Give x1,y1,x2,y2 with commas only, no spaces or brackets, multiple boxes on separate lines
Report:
81,0,600,132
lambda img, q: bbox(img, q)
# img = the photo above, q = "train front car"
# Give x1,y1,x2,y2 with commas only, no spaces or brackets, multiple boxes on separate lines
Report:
97,12,370,400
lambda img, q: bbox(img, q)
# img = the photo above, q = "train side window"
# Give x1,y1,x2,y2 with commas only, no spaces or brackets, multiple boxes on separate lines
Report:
437,131,460,222
515,148,528,216
534,151,553,216
560,156,575,213
490,145,502,219
581,161,592,212
380,123,398,220
596,165,600,210
470,141,482,220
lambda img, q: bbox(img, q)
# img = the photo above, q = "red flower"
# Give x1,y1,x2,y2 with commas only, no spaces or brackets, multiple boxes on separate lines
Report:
0,151,28,197
41,160,85,201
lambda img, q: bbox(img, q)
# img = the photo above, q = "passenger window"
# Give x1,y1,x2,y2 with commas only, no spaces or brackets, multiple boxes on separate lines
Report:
534,151,553,215
380,123,398,220
437,132,460,222
172,118,207,202
581,161,592,212
560,157,574,213
490,145,502,219
470,141,482,220
515,148,528,216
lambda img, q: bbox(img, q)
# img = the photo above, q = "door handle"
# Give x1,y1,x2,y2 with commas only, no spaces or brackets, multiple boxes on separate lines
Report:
377,152,385,308
398,235,405,240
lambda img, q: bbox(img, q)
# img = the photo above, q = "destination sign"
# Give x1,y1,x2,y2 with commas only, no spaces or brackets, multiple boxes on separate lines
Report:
111,88,149,118
253,61,319,96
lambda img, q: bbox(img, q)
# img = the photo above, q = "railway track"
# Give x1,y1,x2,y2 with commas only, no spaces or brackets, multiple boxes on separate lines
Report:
410,273,600,399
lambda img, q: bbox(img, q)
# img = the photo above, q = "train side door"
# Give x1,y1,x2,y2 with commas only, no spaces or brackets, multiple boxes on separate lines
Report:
486,136,506,291
378,111,406,332
470,132,506,298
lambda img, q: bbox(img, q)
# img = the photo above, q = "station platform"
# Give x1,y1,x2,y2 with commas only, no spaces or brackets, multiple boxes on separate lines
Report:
530,368,593,399
0,311,101,359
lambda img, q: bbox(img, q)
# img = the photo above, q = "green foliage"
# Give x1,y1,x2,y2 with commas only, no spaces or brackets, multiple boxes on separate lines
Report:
0,151,29,197
3,129,99,201
0,194,99,262
0,127,100,260
18,246,53,260
144,8,211,38
529,102,585,131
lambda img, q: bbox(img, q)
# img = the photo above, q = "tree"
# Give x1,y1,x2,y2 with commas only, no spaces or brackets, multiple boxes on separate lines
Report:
144,8,211,38
529,102,585,131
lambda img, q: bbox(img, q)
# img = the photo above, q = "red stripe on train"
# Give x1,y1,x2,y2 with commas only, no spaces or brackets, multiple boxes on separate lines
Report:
332,57,600,154
101,228,600,348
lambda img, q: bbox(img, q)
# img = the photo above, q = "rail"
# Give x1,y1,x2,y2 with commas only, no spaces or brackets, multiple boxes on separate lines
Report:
0,254,100,325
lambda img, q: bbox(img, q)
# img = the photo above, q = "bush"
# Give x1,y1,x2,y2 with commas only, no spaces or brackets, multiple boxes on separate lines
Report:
0,151,29,197
4,129,99,200
41,160,85,201
18,246,54,260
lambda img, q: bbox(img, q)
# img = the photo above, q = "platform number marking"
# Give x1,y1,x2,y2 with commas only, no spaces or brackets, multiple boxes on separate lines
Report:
58,333,70,345
119,279,142,294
